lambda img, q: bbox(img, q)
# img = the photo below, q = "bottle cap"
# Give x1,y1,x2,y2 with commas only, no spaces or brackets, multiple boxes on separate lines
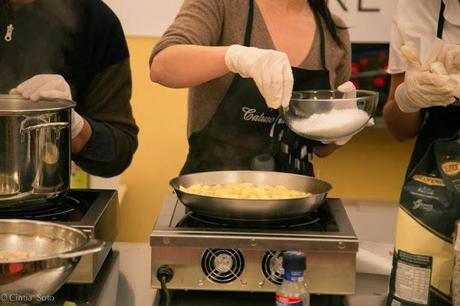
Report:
283,251,306,271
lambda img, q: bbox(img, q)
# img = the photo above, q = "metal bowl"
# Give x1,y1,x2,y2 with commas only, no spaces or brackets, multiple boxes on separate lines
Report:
170,171,332,221
0,219,105,304
281,90,379,142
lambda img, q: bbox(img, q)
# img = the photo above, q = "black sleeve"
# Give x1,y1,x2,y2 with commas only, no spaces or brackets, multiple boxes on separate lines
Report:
70,0,138,177
72,59,138,177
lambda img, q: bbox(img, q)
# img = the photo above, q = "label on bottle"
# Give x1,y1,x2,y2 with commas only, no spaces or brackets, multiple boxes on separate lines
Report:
276,294,303,306
284,271,304,282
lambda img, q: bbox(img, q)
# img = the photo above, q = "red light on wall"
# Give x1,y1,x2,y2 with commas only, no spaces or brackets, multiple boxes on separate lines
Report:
359,58,369,68
352,63,360,74
374,77,386,88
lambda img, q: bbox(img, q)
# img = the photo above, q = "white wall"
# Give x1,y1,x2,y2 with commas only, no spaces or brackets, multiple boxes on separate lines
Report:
328,0,397,43
105,0,183,37
105,0,396,42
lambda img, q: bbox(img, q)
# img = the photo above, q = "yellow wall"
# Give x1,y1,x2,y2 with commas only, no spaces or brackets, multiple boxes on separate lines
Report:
117,37,415,242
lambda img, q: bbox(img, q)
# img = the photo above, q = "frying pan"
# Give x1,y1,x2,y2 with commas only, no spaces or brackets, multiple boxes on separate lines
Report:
170,171,332,221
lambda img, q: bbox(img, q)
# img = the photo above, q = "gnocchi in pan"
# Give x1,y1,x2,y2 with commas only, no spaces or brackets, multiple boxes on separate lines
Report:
179,183,310,200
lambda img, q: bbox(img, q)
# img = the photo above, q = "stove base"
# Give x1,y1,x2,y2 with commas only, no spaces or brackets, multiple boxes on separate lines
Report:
151,196,358,296
153,290,345,306
151,247,356,294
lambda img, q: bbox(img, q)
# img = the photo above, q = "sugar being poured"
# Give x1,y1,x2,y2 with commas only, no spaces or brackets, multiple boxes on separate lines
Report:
290,109,370,139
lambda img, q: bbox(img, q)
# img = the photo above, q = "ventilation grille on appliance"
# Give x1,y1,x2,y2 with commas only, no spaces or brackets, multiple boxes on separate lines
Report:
201,249,245,284
262,250,285,285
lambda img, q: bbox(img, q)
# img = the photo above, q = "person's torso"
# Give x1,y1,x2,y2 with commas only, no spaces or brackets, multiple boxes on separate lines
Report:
0,0,77,92
0,0,128,102
187,0,349,136
389,0,460,71
405,0,460,174
181,0,332,175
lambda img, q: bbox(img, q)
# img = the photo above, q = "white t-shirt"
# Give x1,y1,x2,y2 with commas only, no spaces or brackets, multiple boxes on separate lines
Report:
388,0,460,74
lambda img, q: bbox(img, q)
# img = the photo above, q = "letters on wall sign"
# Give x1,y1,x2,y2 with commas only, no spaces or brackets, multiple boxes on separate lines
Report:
328,0,397,42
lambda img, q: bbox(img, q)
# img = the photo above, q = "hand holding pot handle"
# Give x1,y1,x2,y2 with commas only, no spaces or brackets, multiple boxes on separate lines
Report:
10,74,84,139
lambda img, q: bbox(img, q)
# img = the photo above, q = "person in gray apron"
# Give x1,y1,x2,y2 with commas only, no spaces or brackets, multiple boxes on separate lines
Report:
180,0,331,176
150,0,353,179
384,1,460,305
151,1,351,304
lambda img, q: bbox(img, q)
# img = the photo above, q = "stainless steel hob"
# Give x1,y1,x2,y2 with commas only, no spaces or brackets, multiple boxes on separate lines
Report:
151,195,358,295
0,189,119,284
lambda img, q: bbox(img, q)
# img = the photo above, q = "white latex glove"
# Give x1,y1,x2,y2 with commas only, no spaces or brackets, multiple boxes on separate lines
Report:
436,42,460,74
225,45,294,109
327,81,374,146
395,45,457,113
426,39,460,97
11,74,84,139
435,43,460,97
338,81,357,100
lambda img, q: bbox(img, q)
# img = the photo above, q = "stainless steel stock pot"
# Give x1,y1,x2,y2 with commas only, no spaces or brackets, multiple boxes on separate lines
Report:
0,95,74,203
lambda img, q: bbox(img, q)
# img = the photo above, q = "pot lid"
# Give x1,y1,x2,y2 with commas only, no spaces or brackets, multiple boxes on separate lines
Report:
0,94,75,115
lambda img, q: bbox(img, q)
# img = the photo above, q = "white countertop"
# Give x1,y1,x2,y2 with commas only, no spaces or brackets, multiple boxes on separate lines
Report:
342,200,398,276
114,242,157,306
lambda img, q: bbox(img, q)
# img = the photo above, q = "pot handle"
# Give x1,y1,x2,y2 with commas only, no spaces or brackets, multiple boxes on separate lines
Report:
58,239,106,259
21,122,69,134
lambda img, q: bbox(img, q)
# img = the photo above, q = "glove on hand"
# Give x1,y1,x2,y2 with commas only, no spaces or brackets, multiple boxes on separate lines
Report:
225,45,294,109
395,45,456,113
11,74,84,138
436,41,460,74
322,81,375,146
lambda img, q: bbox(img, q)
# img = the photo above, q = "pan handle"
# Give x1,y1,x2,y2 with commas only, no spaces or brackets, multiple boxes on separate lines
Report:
58,239,106,259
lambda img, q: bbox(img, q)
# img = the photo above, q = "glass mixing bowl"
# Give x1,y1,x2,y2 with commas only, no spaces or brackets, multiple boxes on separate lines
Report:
281,90,379,142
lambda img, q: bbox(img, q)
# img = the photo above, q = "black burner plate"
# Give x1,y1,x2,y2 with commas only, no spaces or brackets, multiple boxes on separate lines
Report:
0,191,95,221
175,200,339,232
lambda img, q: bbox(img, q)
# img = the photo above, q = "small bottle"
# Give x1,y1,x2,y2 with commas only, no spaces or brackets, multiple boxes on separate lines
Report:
276,251,310,306
453,221,460,306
